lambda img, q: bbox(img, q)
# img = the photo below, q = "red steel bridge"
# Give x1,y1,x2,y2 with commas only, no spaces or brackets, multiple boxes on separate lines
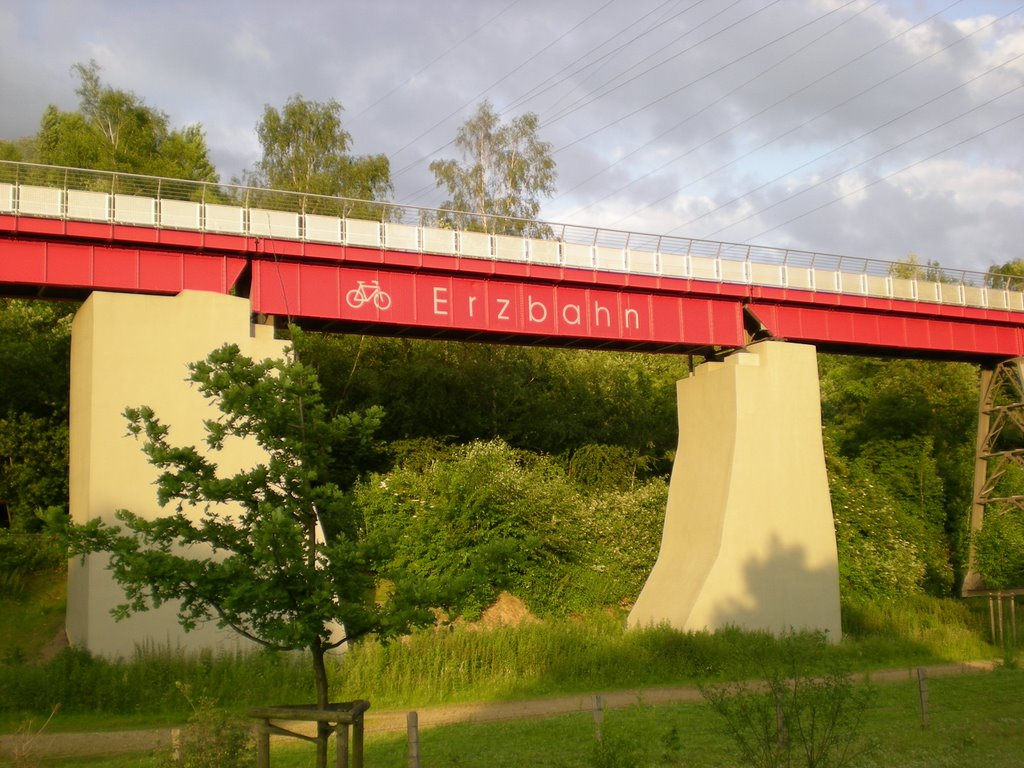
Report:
2,161,1023,362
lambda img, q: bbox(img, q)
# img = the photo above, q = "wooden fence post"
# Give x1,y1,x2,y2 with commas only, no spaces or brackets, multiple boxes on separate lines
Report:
407,711,420,768
917,668,929,729
335,723,348,768
352,717,364,768
593,695,604,743
1012,596,1018,646
998,593,1005,645
989,595,996,643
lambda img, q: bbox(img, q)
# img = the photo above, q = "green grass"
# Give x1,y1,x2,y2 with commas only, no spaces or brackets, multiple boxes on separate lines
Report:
0,647,313,731
368,670,1024,768
17,666,1024,767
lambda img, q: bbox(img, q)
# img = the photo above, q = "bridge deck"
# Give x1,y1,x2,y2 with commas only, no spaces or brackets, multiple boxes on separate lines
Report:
1,162,1022,359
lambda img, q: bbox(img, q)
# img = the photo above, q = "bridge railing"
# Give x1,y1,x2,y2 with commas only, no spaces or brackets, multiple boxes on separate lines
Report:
2,160,1021,311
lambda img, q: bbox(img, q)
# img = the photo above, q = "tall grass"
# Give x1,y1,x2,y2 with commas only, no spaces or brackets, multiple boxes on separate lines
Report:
0,646,313,719
841,593,993,662
334,618,848,708
0,594,1002,724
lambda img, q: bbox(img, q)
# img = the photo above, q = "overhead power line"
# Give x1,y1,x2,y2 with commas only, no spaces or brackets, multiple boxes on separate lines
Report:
552,0,879,210
703,82,1024,240
540,0,751,126
744,109,1024,244
544,0,785,135
683,50,1024,238
602,1,1014,231
590,0,971,226
348,1,523,127
501,0,699,116
388,0,618,180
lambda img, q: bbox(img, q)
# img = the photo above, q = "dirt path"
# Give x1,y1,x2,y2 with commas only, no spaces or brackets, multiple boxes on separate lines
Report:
0,661,996,761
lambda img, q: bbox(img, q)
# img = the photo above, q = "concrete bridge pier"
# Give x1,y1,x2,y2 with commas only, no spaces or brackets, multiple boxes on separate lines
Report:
628,341,842,640
67,290,285,657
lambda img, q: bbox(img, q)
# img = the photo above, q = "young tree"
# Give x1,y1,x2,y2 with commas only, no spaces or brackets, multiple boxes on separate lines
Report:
65,342,441,768
244,94,392,211
35,60,218,183
429,100,556,236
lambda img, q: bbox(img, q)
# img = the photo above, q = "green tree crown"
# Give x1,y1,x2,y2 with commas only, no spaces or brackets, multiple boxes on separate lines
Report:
243,94,393,217
36,60,219,184
430,100,556,236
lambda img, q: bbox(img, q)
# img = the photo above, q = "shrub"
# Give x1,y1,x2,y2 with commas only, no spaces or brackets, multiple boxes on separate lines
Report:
972,511,1024,590
0,530,64,579
699,633,874,768
167,683,253,768
354,438,667,618
829,463,927,600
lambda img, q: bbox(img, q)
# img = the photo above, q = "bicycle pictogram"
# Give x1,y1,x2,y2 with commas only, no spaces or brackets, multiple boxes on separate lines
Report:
345,280,392,311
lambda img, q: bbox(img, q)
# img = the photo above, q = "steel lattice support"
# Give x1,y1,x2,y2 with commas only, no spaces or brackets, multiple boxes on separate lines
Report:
963,358,1024,597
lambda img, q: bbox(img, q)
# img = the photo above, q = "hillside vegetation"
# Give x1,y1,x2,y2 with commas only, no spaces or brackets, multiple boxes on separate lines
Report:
5,299,1015,612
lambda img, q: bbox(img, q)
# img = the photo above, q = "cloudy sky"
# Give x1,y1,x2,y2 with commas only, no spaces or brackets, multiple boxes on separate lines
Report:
1,0,1021,274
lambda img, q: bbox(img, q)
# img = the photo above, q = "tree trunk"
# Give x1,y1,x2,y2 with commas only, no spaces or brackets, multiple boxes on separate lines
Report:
312,642,330,768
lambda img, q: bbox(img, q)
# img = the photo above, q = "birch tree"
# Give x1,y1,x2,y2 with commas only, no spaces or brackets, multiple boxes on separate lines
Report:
430,100,556,236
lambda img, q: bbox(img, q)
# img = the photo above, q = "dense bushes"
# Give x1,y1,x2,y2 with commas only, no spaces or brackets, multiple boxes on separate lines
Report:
830,457,929,600
0,299,74,533
972,511,1024,589
819,356,979,598
294,333,685,470
354,438,667,618
0,531,63,598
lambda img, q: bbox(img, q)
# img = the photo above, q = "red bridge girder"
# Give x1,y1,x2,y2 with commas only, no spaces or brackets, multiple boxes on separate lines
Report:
747,301,1024,359
3,213,1024,360
0,215,246,296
